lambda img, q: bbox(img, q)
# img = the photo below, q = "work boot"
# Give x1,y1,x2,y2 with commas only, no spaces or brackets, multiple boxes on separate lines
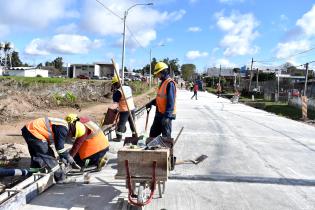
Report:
97,155,108,170
112,137,122,142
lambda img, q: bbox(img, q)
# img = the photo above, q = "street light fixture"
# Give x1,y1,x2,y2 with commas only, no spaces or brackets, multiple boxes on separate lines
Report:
149,44,165,88
121,2,153,84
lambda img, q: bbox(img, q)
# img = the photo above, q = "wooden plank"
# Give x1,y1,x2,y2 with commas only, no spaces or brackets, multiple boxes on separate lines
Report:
116,148,169,180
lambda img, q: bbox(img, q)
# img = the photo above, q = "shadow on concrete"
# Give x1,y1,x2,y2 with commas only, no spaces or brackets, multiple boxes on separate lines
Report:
169,174,315,187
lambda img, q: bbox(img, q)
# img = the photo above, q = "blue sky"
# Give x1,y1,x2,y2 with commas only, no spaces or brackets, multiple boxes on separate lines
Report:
1,0,315,71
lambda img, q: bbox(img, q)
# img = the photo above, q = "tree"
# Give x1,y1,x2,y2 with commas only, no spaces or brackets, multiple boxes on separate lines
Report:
162,58,180,76
10,51,23,67
53,57,63,70
181,64,196,81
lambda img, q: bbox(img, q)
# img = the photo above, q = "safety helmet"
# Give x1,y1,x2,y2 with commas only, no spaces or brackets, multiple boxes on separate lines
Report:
74,121,86,138
65,113,78,124
112,75,120,84
154,62,168,75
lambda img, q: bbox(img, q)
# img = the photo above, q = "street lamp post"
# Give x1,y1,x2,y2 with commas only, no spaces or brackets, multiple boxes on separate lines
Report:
121,3,153,84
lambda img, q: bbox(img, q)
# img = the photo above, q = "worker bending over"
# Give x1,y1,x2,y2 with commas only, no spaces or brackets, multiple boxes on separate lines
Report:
65,114,109,169
111,75,136,142
21,117,76,181
146,62,177,138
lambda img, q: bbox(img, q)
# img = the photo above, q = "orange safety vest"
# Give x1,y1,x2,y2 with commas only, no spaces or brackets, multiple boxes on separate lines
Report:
118,86,135,112
78,120,109,159
26,117,68,144
156,78,177,116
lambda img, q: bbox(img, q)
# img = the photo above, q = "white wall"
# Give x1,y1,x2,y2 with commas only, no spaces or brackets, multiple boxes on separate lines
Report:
94,64,100,76
8,69,48,77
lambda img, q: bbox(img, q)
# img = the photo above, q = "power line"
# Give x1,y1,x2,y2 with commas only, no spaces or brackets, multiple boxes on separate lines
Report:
126,25,148,51
95,0,122,20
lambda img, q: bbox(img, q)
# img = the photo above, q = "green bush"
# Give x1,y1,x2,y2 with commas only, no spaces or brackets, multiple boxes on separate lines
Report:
53,91,76,105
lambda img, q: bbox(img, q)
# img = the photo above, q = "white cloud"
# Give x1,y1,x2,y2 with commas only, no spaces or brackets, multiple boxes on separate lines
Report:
216,58,235,67
275,40,310,59
296,5,315,37
186,50,208,60
56,23,78,34
0,0,77,29
81,0,185,48
188,27,202,32
0,24,10,38
25,34,102,55
216,11,260,56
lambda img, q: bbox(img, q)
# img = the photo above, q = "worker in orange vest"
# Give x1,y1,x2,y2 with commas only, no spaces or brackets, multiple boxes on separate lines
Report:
146,62,177,138
21,117,77,181
65,114,110,169
111,75,136,142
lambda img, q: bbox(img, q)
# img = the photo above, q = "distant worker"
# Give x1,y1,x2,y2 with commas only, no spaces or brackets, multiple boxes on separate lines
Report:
21,117,77,181
146,62,177,138
180,82,183,89
111,75,136,142
216,83,222,98
189,82,193,92
191,82,199,100
65,114,109,169
231,89,240,104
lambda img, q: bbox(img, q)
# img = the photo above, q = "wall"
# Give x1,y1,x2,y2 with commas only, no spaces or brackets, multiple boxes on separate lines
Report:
289,97,315,111
8,69,48,77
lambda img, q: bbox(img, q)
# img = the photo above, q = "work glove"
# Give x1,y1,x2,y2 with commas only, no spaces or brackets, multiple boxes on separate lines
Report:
161,117,171,127
59,152,74,165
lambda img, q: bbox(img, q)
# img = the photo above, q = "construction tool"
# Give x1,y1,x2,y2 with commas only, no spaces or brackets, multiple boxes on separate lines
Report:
174,126,184,145
175,155,208,165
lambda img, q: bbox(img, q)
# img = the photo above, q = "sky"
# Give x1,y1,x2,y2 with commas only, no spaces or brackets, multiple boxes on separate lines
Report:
1,0,315,72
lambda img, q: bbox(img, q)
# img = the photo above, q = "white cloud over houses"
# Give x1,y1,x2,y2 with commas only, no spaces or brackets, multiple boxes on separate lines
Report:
216,11,260,56
25,34,101,55
81,0,185,48
188,27,202,32
0,0,77,29
186,50,208,60
216,58,236,67
275,5,315,60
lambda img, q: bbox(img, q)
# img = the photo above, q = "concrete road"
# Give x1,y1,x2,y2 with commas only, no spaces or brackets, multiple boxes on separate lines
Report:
22,90,315,210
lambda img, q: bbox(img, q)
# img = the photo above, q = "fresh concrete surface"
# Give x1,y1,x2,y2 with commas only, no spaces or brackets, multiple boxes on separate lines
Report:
21,90,315,210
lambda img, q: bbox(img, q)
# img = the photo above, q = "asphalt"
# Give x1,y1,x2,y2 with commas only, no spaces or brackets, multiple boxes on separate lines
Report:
21,89,315,210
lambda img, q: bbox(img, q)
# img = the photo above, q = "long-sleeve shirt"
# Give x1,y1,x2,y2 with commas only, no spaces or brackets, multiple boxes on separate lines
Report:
151,76,176,119
69,117,91,157
52,125,68,153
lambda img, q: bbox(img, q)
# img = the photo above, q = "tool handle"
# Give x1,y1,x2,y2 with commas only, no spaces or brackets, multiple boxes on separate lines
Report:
174,126,184,145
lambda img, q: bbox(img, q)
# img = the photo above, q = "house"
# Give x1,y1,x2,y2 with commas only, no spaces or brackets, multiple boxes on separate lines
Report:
4,67,48,77
68,63,115,78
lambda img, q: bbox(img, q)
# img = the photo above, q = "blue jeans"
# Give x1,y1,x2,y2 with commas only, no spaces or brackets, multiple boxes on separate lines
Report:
74,147,109,167
116,110,136,139
149,112,172,138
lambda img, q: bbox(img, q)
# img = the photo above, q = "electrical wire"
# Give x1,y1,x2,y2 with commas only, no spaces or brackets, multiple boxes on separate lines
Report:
126,25,149,52
95,0,122,20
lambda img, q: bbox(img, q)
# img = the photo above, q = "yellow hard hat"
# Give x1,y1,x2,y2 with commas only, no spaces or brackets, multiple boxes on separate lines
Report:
154,62,168,75
112,75,120,84
75,121,86,138
65,113,78,124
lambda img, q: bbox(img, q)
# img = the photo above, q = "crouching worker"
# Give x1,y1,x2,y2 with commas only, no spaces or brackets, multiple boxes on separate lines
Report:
21,117,77,181
65,114,110,170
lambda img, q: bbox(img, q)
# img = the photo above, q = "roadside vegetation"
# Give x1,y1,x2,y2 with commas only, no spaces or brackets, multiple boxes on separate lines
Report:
0,76,73,86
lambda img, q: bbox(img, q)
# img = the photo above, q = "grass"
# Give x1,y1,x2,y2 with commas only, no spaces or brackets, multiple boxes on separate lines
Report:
128,81,155,96
0,76,73,85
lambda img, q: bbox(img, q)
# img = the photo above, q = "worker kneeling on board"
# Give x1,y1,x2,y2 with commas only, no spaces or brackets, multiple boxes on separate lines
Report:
65,114,110,170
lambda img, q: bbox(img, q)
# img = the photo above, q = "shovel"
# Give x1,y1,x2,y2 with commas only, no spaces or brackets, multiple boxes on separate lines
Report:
176,155,208,165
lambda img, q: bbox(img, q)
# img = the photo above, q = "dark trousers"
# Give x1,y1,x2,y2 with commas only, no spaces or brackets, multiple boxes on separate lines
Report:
191,91,198,100
116,110,136,139
149,112,172,138
74,147,109,167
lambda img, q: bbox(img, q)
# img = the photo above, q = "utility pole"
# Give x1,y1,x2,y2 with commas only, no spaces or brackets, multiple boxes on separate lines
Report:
304,63,309,96
219,64,221,85
256,68,259,90
248,58,254,91
121,11,127,84
149,48,152,88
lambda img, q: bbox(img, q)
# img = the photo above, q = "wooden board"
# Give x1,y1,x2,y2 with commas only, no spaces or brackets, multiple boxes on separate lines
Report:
115,147,169,181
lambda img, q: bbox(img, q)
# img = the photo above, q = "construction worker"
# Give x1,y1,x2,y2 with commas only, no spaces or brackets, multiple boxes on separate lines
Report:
111,75,136,142
146,62,177,138
65,114,109,169
216,83,222,98
21,117,76,181
191,82,198,100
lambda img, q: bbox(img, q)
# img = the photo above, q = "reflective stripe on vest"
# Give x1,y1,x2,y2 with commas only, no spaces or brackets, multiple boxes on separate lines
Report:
118,86,135,112
156,78,177,115
45,117,68,145
78,120,109,159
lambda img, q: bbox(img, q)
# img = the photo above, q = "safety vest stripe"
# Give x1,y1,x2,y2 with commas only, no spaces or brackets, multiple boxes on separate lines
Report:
84,121,102,139
45,117,54,145
57,148,67,154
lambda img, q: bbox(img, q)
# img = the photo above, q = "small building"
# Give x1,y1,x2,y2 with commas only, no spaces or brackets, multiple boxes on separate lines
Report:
68,63,115,78
5,67,48,77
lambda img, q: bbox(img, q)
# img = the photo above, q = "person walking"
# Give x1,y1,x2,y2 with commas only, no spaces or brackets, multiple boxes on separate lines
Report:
21,117,78,181
191,82,198,100
216,83,222,98
146,62,177,138
111,75,136,142
65,114,110,169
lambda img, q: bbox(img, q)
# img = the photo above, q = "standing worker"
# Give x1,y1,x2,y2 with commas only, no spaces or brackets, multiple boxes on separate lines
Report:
191,82,198,100
146,62,177,138
65,114,110,169
21,117,77,181
111,75,136,142
216,83,222,98
189,82,193,92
